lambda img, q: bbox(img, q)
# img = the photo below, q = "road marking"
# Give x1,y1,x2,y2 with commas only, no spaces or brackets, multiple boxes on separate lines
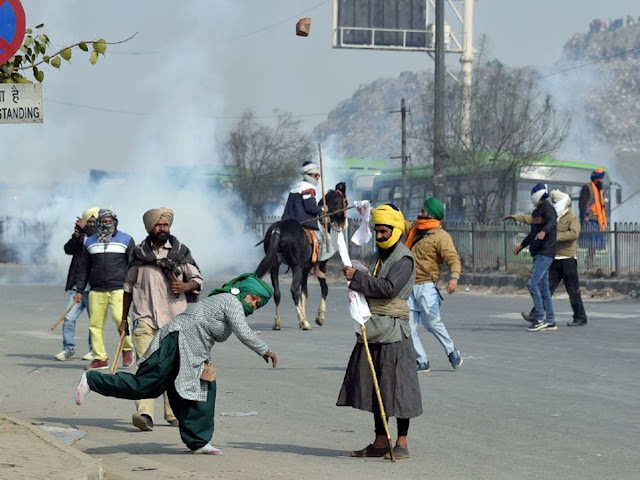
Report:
494,312,639,320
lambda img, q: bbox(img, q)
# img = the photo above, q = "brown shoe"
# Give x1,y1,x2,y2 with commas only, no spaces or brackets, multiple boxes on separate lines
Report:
132,414,154,432
122,350,134,367
85,359,108,370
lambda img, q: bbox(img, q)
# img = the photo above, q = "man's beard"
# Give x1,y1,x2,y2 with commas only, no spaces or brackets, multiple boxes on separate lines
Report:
150,232,169,244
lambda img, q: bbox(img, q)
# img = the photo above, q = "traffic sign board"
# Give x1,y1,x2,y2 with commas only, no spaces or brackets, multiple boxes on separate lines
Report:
0,83,42,123
0,0,26,65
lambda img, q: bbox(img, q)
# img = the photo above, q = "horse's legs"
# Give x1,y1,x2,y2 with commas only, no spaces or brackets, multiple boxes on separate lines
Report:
291,267,312,331
271,266,282,331
316,261,329,326
300,272,309,322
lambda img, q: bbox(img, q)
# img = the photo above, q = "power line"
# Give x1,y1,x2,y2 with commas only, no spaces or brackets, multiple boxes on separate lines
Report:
238,0,329,38
541,45,640,78
44,96,396,120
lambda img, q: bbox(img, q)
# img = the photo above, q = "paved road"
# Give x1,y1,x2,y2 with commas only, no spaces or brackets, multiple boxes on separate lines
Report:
1,281,638,480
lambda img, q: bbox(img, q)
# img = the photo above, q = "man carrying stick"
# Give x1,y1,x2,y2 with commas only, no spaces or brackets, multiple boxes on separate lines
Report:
120,207,203,431
338,204,422,460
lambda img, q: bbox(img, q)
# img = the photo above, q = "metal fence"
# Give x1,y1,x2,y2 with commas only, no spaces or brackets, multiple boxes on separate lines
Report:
249,217,640,276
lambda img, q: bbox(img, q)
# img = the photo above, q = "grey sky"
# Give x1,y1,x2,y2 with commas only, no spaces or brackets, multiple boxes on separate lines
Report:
3,0,638,183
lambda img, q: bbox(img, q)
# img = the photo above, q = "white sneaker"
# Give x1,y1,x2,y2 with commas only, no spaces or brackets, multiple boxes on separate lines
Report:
54,350,75,361
75,372,91,405
193,444,223,455
82,352,94,361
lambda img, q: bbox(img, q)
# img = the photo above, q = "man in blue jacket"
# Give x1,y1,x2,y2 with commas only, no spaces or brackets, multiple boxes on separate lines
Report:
75,209,135,369
514,183,558,332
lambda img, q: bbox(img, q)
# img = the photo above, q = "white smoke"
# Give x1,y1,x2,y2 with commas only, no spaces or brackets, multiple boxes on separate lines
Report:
0,0,264,283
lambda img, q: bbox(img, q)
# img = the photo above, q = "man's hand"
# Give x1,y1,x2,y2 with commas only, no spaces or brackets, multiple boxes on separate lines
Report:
502,215,515,221
343,266,355,281
513,245,523,255
535,231,546,241
118,319,129,336
171,281,193,296
73,292,83,303
446,278,458,294
263,350,278,368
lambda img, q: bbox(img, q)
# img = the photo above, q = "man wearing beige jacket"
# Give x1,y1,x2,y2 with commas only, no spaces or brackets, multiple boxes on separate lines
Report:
405,197,463,373
504,190,588,327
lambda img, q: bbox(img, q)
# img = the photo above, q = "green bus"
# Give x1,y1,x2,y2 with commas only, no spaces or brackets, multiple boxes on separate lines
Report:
370,156,619,221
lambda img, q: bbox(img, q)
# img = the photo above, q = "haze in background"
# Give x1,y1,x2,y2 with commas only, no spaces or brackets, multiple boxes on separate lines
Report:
1,0,638,281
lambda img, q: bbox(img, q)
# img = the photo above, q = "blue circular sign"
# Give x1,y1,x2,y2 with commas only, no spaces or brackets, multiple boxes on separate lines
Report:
0,0,26,64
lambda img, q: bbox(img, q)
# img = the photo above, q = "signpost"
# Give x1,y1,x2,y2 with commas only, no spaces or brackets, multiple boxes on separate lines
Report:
0,83,43,123
0,0,26,64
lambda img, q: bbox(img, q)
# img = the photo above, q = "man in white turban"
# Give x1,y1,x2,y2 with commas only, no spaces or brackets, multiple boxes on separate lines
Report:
120,207,203,432
281,161,327,277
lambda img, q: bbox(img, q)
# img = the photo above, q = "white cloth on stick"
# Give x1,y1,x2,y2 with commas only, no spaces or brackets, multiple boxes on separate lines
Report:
351,201,372,246
337,225,371,327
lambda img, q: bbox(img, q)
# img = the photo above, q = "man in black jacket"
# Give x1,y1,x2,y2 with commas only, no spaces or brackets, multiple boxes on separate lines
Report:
514,183,558,332
55,207,99,361
75,209,136,370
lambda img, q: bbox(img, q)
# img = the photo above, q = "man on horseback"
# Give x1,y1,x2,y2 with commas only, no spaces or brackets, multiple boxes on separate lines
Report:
281,161,328,278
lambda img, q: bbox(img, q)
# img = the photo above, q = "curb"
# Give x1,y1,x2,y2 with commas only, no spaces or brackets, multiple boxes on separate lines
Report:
0,414,104,480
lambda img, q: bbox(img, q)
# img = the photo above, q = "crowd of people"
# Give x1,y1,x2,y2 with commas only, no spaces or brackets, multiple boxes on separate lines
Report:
64,162,603,458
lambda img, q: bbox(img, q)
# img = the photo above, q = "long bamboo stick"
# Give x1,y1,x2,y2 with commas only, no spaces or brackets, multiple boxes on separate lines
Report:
317,143,331,254
360,324,395,462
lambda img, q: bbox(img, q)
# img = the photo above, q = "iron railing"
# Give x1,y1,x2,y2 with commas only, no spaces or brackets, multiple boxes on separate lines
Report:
249,217,640,276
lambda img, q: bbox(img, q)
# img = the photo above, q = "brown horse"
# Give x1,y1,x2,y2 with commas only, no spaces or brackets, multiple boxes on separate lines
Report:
255,184,347,330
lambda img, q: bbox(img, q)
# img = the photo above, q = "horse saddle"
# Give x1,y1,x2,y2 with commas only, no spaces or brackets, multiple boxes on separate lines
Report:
303,228,320,264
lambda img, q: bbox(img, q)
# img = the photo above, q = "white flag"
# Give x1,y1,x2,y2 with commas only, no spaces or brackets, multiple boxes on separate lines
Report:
351,200,372,246
337,223,371,326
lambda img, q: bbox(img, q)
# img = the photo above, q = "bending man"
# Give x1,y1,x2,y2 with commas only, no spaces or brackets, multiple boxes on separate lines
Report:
76,273,278,455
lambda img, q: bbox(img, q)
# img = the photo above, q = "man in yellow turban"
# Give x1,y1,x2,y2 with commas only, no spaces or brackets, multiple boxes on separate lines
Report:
119,207,203,432
338,204,421,460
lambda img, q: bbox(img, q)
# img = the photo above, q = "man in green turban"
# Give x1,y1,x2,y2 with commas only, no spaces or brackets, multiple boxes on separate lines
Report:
75,273,278,456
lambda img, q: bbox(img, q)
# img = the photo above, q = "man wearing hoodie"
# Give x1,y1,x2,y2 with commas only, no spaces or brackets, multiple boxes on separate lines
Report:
512,183,557,332
505,190,587,327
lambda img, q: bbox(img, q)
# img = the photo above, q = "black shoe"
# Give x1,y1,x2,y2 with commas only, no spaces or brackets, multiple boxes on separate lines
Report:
567,320,587,327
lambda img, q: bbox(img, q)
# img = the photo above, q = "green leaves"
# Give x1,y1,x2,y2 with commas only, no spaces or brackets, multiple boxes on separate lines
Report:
0,23,120,83
93,39,107,55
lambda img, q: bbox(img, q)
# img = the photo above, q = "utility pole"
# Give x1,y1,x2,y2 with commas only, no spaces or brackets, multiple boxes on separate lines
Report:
391,98,410,213
460,0,475,146
433,0,447,201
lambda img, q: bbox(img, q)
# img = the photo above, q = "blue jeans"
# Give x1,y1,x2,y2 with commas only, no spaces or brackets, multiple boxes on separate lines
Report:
408,282,455,363
62,289,91,353
527,255,554,324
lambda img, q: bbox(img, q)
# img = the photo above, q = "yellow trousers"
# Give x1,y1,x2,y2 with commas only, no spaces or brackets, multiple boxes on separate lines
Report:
133,321,176,422
88,289,132,361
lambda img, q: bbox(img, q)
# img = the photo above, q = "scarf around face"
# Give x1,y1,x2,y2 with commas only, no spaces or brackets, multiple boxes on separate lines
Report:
405,218,442,248
130,235,200,302
208,273,273,316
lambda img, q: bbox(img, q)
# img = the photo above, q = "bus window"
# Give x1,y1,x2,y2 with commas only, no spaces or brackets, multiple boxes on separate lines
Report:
377,186,391,203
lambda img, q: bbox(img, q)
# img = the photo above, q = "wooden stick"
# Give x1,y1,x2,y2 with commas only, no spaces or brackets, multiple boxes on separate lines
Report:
360,324,395,462
317,143,331,254
109,330,127,374
301,205,356,225
50,297,80,331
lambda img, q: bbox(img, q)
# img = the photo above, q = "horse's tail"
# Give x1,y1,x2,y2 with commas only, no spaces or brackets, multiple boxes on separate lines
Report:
255,226,280,278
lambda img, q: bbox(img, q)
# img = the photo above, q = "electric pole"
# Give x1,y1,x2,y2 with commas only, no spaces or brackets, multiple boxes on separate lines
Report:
433,0,447,201
391,98,410,213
